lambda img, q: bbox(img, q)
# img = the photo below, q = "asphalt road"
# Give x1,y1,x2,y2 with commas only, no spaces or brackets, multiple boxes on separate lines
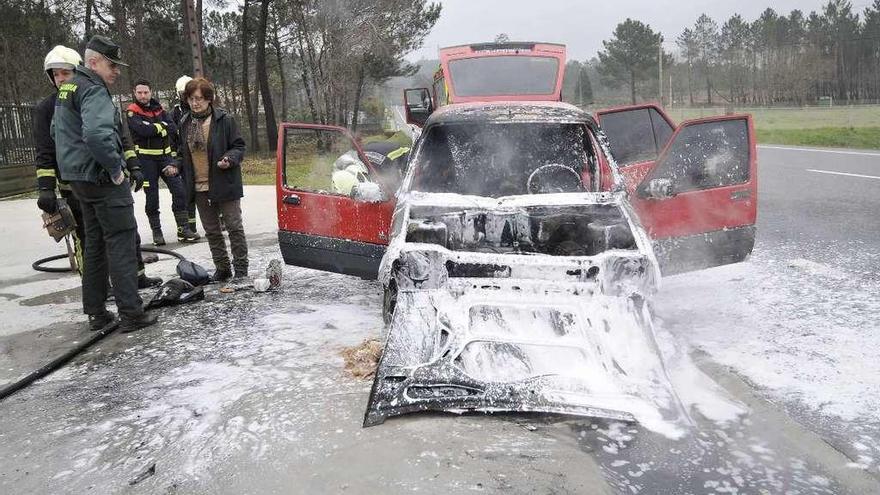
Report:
756,145,880,268
0,146,878,493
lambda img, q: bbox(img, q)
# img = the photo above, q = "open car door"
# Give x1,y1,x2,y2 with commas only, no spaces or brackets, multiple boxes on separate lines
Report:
276,124,395,279
596,105,757,275
403,88,434,127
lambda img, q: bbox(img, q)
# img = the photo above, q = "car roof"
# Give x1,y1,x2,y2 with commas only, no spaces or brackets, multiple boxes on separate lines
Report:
424,101,598,128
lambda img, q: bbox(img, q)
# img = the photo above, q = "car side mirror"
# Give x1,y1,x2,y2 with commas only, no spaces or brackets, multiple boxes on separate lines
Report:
351,182,388,203
641,178,674,199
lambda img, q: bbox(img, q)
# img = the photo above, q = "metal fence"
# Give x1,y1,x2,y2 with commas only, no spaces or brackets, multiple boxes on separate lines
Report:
0,104,36,197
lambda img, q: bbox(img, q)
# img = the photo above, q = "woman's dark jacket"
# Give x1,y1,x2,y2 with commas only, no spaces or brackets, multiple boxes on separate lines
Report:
175,107,246,203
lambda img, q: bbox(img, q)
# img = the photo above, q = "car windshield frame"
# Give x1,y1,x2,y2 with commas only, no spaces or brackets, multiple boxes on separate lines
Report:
408,121,596,198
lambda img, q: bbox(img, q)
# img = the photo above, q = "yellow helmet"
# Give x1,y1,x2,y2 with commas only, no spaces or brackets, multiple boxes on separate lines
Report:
176,75,193,94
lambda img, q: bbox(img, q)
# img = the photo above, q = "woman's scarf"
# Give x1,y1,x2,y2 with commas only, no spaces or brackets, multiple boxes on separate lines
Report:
187,106,213,152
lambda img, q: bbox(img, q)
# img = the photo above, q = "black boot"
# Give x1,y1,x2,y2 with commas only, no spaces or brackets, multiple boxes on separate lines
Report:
149,215,165,246
188,218,201,240
152,228,166,246
175,211,200,243
88,310,117,331
120,312,158,333
211,267,233,283
138,273,163,289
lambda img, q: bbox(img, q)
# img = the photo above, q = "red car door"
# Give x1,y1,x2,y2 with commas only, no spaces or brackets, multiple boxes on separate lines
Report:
596,106,757,274
276,124,395,279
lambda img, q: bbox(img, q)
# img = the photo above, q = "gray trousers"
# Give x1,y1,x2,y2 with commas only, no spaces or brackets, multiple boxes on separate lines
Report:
69,180,143,317
195,192,248,274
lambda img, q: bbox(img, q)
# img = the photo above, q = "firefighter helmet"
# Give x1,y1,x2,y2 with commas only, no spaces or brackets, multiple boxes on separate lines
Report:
44,45,81,86
176,75,193,94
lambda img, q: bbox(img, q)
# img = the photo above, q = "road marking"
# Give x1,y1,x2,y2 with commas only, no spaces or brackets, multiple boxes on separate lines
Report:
807,169,880,180
759,145,880,157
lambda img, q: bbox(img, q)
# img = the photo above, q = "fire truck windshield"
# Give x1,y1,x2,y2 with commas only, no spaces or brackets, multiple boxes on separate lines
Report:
448,56,559,97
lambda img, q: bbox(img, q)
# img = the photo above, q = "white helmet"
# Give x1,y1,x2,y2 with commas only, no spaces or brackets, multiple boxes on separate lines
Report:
176,75,193,94
44,45,81,86
333,150,367,172
345,162,369,177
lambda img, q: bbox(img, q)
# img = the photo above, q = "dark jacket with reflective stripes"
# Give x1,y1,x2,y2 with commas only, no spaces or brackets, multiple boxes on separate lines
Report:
33,93,65,191
52,65,125,183
127,98,175,160
176,107,246,202
170,101,190,158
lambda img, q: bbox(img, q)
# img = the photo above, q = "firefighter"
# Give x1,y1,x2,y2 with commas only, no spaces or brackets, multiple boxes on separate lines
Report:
127,79,198,245
52,36,158,333
362,139,410,188
171,75,199,237
331,151,371,196
34,45,160,293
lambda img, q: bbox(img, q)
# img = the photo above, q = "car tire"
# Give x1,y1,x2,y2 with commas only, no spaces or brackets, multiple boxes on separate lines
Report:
382,281,397,325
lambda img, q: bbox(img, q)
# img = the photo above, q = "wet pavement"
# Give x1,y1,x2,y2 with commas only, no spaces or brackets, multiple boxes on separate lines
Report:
0,234,877,494
2,147,880,494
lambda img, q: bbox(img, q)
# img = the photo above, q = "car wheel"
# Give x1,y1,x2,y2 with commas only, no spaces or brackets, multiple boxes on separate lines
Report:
382,281,398,325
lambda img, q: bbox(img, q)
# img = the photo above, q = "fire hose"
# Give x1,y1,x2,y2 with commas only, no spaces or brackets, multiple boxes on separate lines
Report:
0,246,189,401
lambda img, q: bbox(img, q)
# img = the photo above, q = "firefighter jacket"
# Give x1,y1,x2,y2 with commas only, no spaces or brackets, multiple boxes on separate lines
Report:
127,98,175,161
170,101,190,158
52,65,126,184
33,93,66,191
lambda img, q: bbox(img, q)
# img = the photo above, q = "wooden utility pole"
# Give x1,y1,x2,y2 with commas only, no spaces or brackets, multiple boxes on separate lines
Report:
183,0,204,77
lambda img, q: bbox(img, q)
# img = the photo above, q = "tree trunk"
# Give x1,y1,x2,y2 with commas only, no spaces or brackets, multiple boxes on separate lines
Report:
706,75,712,106
240,0,260,151
272,26,288,121
84,0,94,45
687,63,694,106
255,0,278,151
629,70,636,104
351,63,366,134
296,40,320,124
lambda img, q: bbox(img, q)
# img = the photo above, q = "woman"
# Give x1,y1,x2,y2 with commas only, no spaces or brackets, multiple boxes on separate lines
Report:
177,77,248,282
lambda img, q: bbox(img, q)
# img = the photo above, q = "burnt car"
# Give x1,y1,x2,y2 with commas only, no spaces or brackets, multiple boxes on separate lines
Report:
275,99,756,429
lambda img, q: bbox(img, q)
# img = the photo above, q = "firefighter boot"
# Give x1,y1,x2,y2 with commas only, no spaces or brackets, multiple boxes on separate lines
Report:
175,211,200,243
152,228,166,246
149,215,165,246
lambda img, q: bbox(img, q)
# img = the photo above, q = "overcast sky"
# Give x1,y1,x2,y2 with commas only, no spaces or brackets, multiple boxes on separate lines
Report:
408,0,875,62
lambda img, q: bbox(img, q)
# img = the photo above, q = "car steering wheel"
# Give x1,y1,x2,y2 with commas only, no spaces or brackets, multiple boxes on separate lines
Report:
527,164,583,194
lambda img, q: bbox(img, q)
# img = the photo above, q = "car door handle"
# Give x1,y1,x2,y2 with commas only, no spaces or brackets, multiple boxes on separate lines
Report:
283,194,301,206
730,190,750,201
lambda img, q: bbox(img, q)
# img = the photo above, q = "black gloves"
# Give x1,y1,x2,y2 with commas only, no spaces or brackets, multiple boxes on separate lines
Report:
129,166,145,192
37,189,58,213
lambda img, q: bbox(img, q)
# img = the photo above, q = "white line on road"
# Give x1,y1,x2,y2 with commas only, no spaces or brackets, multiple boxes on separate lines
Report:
759,145,880,157
806,169,880,180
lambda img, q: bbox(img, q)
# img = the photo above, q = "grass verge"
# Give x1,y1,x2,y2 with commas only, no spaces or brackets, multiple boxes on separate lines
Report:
757,127,880,149
242,153,277,186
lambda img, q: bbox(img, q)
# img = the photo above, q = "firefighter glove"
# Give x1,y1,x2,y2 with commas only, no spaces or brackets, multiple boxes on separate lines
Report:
37,189,58,213
129,167,145,192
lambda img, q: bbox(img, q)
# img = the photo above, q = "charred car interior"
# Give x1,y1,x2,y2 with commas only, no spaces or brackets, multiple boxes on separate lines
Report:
413,122,598,197
405,204,637,257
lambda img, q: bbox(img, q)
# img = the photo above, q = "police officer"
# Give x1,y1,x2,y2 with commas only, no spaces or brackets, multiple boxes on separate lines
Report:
171,75,199,237
127,79,198,245
52,36,158,333
35,46,160,291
